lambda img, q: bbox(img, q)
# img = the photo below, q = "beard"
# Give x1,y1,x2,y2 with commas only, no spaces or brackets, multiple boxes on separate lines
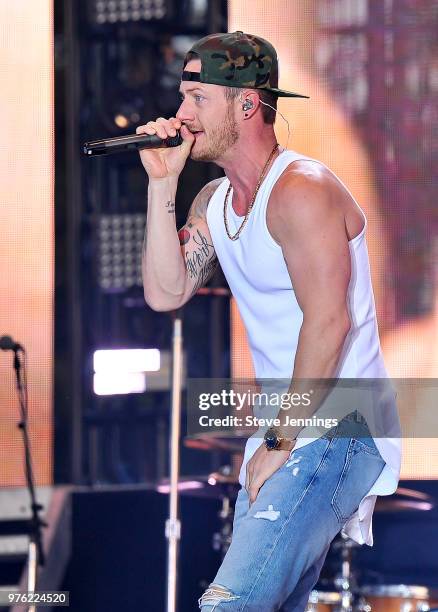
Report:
190,104,239,162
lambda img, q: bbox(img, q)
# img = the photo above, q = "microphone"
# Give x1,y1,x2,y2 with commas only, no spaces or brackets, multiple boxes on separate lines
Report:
83,132,183,156
0,335,23,352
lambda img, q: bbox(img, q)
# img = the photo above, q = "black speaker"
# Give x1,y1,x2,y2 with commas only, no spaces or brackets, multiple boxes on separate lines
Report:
62,486,223,612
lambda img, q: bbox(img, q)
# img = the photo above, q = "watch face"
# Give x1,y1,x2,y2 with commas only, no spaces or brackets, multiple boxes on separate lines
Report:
264,429,278,449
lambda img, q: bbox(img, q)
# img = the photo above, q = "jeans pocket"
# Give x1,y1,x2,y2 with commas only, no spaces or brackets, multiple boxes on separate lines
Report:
331,438,385,523
353,436,380,456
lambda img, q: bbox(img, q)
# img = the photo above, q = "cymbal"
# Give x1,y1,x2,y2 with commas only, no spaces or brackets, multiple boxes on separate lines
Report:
184,435,246,454
375,486,434,513
375,499,434,512
207,471,240,485
395,486,433,501
156,472,240,499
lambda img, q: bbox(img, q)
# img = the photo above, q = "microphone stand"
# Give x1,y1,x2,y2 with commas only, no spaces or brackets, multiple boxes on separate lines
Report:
165,309,183,612
164,288,230,611
11,347,47,611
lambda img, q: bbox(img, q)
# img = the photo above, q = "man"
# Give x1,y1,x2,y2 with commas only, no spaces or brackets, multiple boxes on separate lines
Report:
139,32,401,612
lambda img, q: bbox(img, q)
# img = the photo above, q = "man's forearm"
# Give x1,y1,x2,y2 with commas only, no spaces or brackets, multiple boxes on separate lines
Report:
278,318,350,440
142,177,187,309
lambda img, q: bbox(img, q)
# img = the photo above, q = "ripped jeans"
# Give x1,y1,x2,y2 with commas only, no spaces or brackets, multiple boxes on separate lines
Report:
198,412,385,612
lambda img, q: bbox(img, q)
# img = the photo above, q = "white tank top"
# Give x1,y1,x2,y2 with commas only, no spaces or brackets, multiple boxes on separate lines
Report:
206,148,401,545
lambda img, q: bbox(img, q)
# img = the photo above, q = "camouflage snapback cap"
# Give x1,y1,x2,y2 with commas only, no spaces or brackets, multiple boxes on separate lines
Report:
182,31,309,99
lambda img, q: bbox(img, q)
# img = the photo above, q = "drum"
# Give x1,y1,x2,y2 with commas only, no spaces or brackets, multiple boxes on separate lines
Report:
306,590,341,611
359,585,430,611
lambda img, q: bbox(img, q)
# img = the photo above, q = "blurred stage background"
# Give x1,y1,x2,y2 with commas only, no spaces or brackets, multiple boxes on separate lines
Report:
0,0,437,610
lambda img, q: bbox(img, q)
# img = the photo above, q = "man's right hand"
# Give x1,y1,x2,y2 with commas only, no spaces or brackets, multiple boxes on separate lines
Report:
136,117,195,180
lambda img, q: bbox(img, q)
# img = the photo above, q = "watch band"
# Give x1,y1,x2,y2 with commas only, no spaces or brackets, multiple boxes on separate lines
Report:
263,427,296,451
274,437,296,451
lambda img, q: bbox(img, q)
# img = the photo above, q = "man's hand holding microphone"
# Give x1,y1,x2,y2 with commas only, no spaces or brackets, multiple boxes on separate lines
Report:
135,117,194,179
83,117,194,169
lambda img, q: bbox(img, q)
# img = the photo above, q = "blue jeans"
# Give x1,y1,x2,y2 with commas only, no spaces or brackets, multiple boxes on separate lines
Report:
198,412,385,611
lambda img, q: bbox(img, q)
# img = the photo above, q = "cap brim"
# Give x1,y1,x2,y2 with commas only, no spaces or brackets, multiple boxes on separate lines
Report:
263,86,309,98
181,70,309,98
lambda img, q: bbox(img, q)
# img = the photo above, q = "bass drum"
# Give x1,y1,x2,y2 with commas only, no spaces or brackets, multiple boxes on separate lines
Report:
359,585,430,611
306,590,341,611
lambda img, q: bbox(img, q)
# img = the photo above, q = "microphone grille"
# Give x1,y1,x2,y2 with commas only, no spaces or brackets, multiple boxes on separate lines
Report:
165,133,183,147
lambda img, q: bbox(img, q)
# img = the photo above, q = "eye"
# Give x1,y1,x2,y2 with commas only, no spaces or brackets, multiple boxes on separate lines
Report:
194,94,205,103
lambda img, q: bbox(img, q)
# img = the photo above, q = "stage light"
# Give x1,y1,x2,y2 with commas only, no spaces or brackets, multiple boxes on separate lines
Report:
114,113,130,129
93,348,160,373
93,348,160,395
98,213,145,292
91,0,170,24
92,349,185,395
93,371,146,395
156,481,204,494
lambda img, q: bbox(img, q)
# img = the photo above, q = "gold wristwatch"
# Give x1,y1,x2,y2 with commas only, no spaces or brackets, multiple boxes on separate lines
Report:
263,427,296,451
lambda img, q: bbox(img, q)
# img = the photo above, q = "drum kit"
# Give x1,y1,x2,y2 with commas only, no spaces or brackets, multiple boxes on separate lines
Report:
157,435,438,612
306,585,432,612
306,544,434,611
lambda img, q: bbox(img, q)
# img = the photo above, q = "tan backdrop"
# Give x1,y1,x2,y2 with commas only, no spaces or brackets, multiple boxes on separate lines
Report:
0,1,54,486
228,0,438,479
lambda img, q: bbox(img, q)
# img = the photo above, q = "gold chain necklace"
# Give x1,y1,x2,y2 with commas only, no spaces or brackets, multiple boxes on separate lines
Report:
223,143,279,241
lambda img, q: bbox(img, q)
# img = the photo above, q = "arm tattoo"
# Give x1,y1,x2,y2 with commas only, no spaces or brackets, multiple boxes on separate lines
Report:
191,255,218,293
185,229,214,278
175,178,224,293
166,200,175,214
178,228,190,245
184,229,217,292
190,178,225,220
142,200,176,258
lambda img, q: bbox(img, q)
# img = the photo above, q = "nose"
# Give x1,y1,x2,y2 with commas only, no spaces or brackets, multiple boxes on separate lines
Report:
175,99,194,123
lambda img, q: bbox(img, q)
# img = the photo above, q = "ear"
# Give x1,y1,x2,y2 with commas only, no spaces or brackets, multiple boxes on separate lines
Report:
240,91,259,119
